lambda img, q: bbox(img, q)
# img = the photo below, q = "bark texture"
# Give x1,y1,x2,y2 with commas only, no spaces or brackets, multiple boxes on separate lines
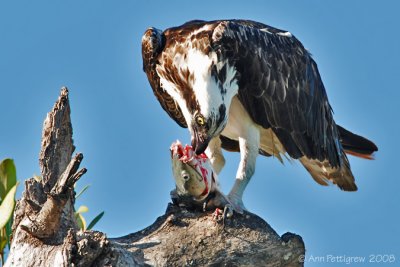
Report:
5,88,305,266
112,204,305,266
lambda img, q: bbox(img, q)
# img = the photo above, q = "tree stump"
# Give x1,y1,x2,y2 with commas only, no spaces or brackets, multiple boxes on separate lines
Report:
5,88,305,267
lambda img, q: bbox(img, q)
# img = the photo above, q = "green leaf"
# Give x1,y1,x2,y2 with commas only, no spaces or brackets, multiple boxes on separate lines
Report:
87,211,104,230
6,220,12,249
0,228,7,252
0,183,18,229
75,184,90,199
75,213,87,231
0,235,7,254
0,159,17,201
75,205,89,214
74,213,81,226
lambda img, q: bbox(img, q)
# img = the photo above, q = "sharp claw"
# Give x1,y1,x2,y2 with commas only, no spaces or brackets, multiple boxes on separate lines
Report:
212,205,233,226
202,190,241,221
222,204,234,227
223,204,233,219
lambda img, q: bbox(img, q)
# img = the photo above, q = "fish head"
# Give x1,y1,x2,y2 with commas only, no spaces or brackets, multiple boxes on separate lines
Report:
170,140,216,202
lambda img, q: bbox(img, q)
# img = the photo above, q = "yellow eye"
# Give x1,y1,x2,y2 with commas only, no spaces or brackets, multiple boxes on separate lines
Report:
196,115,205,126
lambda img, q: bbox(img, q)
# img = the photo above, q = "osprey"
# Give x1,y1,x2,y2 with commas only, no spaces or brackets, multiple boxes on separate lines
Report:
141,20,378,212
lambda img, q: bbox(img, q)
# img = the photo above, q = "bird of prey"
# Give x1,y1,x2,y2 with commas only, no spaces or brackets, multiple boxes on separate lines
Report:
141,19,378,212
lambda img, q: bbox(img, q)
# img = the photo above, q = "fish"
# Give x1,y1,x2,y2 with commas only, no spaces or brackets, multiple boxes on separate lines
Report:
170,140,234,217
170,140,216,202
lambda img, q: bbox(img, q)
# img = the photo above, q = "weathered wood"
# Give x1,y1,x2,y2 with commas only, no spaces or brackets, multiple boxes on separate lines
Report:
5,88,305,267
40,87,75,194
111,203,305,266
5,88,87,266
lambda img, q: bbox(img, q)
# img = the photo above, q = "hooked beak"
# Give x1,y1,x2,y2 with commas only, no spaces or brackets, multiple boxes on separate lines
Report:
191,130,210,155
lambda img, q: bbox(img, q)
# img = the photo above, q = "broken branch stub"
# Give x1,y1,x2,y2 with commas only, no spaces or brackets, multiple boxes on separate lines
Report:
20,153,86,239
5,88,93,267
40,87,75,194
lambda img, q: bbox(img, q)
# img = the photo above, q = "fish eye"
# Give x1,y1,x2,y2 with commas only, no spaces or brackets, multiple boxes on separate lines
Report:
196,115,205,126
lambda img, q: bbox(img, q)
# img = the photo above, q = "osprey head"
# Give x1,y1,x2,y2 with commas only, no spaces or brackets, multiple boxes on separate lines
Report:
182,52,238,155
155,46,239,155
191,104,227,155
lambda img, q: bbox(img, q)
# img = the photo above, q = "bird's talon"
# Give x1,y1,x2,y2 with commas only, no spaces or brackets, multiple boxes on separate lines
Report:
223,204,234,219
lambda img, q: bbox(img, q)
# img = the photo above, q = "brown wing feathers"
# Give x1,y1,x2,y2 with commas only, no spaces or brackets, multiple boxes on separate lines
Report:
210,20,375,191
142,28,187,128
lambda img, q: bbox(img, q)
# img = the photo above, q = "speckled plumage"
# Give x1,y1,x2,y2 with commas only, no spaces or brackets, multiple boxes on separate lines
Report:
142,19,377,197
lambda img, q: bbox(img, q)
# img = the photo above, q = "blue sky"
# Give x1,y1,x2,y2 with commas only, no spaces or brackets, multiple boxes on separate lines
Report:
1,1,399,265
